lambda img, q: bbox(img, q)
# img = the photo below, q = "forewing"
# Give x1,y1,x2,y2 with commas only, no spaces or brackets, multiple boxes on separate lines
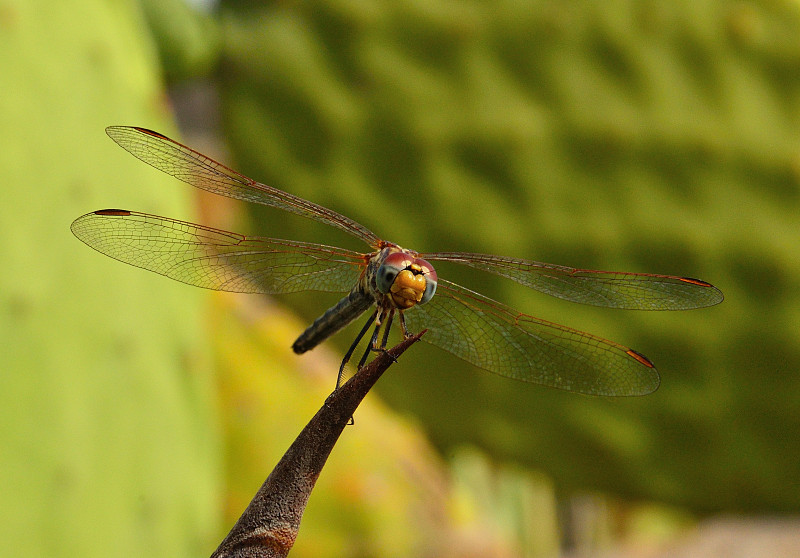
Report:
403,279,660,396
422,252,723,310
105,126,382,248
71,210,364,294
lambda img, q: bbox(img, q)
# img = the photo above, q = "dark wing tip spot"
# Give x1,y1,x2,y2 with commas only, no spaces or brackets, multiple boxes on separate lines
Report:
626,348,655,368
94,209,131,216
132,127,167,139
680,277,713,287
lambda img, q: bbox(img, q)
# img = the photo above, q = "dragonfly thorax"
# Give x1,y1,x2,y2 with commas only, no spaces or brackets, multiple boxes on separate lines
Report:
373,248,438,310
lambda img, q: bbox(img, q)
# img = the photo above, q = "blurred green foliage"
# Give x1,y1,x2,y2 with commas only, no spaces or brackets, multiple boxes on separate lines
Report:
207,0,800,513
1,1,220,556
6,0,800,556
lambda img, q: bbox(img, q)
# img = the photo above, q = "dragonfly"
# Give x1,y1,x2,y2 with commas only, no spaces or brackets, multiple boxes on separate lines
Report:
72,126,723,396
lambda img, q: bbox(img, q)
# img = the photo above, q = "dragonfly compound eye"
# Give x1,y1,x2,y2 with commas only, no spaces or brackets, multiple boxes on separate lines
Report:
416,258,437,304
419,274,437,304
376,263,400,294
377,251,414,294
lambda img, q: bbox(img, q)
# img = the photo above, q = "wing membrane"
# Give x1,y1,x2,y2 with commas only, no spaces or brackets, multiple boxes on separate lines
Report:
105,126,381,247
422,252,723,310
71,210,365,294
403,279,660,396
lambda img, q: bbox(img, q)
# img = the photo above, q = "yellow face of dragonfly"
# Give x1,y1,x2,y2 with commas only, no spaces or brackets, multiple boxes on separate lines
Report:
375,251,438,310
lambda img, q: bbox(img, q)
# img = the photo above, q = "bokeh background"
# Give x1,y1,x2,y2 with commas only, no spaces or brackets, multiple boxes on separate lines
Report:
3,0,800,556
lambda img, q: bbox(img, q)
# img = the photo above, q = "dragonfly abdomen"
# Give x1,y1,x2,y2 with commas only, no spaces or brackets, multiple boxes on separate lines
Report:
292,287,375,354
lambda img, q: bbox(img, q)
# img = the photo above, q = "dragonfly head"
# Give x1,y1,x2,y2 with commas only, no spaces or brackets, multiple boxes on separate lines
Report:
376,251,438,309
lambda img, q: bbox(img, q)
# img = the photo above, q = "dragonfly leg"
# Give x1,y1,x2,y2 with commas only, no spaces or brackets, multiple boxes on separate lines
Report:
374,310,399,365
345,309,389,427
355,308,388,370
399,311,413,339
378,310,395,350
356,309,398,370
336,309,378,390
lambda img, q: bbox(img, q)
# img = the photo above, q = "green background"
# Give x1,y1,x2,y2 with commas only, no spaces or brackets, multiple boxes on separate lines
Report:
3,0,799,556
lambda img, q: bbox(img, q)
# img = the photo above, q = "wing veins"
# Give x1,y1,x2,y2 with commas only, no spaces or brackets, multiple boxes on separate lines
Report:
422,252,723,310
106,126,381,247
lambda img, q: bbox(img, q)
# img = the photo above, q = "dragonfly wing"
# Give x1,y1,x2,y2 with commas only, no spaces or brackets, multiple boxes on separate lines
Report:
71,210,364,294
422,252,723,310
403,279,660,396
105,126,382,248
